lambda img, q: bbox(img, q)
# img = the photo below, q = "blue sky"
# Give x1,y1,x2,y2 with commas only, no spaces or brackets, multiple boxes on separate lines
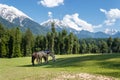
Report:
0,0,120,32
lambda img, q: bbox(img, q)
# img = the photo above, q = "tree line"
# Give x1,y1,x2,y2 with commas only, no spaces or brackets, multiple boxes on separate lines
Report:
0,23,120,58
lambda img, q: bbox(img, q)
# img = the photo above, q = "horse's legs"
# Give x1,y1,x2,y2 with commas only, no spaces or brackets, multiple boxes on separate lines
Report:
46,56,48,63
40,57,42,64
43,56,48,63
32,55,35,66
37,58,39,64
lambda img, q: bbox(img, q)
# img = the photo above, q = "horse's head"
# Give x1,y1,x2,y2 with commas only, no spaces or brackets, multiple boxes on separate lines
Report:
49,52,56,62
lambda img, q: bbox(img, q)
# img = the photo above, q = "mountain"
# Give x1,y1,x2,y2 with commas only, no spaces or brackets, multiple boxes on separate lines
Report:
94,32,110,38
41,19,120,38
41,19,82,33
0,4,46,34
112,32,120,38
76,30,94,38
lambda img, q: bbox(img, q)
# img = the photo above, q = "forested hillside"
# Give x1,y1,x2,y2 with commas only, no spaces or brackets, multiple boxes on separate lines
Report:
0,23,120,58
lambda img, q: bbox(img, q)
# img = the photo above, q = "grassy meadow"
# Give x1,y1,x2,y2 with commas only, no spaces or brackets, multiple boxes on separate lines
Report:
0,54,120,80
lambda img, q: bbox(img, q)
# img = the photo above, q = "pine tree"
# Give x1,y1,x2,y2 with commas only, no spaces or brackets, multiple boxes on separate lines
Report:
0,24,5,57
73,36,80,54
99,40,108,53
12,27,22,57
80,40,87,53
67,32,74,54
51,22,56,53
0,24,8,57
107,37,113,53
22,28,34,56
8,34,14,58
112,38,120,53
60,30,67,54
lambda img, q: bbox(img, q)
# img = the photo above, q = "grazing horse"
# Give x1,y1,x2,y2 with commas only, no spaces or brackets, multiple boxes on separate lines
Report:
31,50,56,66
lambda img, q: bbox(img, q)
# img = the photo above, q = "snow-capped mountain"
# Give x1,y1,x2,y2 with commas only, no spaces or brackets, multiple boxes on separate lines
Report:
0,4,32,26
41,19,68,29
41,19,81,33
41,19,120,38
0,4,46,34
104,29,118,35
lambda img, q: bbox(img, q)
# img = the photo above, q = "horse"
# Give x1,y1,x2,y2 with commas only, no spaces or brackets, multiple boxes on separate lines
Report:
31,50,56,66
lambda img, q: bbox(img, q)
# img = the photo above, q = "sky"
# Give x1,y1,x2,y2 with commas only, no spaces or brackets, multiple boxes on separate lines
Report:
0,0,120,32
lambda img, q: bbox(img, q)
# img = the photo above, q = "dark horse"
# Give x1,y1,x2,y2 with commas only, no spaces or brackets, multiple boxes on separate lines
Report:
31,50,55,66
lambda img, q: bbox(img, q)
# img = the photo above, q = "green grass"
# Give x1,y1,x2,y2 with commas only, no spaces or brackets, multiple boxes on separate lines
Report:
0,54,120,80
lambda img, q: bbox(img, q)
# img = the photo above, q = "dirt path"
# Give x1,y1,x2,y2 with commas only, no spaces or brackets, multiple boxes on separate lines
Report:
53,73,117,80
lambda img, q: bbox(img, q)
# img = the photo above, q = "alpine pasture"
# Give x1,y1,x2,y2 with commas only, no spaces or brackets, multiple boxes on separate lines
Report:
0,54,120,80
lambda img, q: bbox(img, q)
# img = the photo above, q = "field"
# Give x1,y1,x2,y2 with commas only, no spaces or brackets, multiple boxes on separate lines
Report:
0,54,120,80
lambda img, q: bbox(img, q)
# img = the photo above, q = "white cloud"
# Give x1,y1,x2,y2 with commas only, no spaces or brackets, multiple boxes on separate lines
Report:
100,9,107,14
62,13,94,32
48,11,52,19
38,0,64,8
100,8,120,26
93,24,102,28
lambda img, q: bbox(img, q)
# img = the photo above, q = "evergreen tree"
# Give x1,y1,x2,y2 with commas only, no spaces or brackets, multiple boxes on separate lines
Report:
8,34,14,58
22,28,34,56
55,32,61,54
51,22,56,53
67,32,74,54
73,36,80,54
80,40,87,53
60,30,67,54
34,35,45,51
91,41,100,53
0,24,5,57
107,37,113,53
0,24,8,57
99,40,108,53
87,43,92,53
12,27,22,57
46,32,52,50
112,38,120,53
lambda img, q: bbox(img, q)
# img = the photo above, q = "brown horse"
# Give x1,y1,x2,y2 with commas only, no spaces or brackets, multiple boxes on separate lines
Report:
31,50,55,66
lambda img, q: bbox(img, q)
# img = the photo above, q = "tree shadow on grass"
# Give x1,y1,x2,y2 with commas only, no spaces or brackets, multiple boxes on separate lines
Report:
96,71,120,78
46,54,120,68
97,61,120,70
18,62,49,67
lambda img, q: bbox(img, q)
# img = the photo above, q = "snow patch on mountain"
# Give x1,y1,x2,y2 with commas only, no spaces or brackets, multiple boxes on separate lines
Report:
104,28,118,35
41,19,68,29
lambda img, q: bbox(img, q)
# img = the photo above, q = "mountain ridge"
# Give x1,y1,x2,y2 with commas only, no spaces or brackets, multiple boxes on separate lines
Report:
41,19,120,38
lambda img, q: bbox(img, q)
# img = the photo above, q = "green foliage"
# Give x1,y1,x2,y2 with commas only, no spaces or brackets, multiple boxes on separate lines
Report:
99,40,108,53
21,28,34,56
112,38,120,53
0,23,120,58
12,27,22,57
0,24,8,57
